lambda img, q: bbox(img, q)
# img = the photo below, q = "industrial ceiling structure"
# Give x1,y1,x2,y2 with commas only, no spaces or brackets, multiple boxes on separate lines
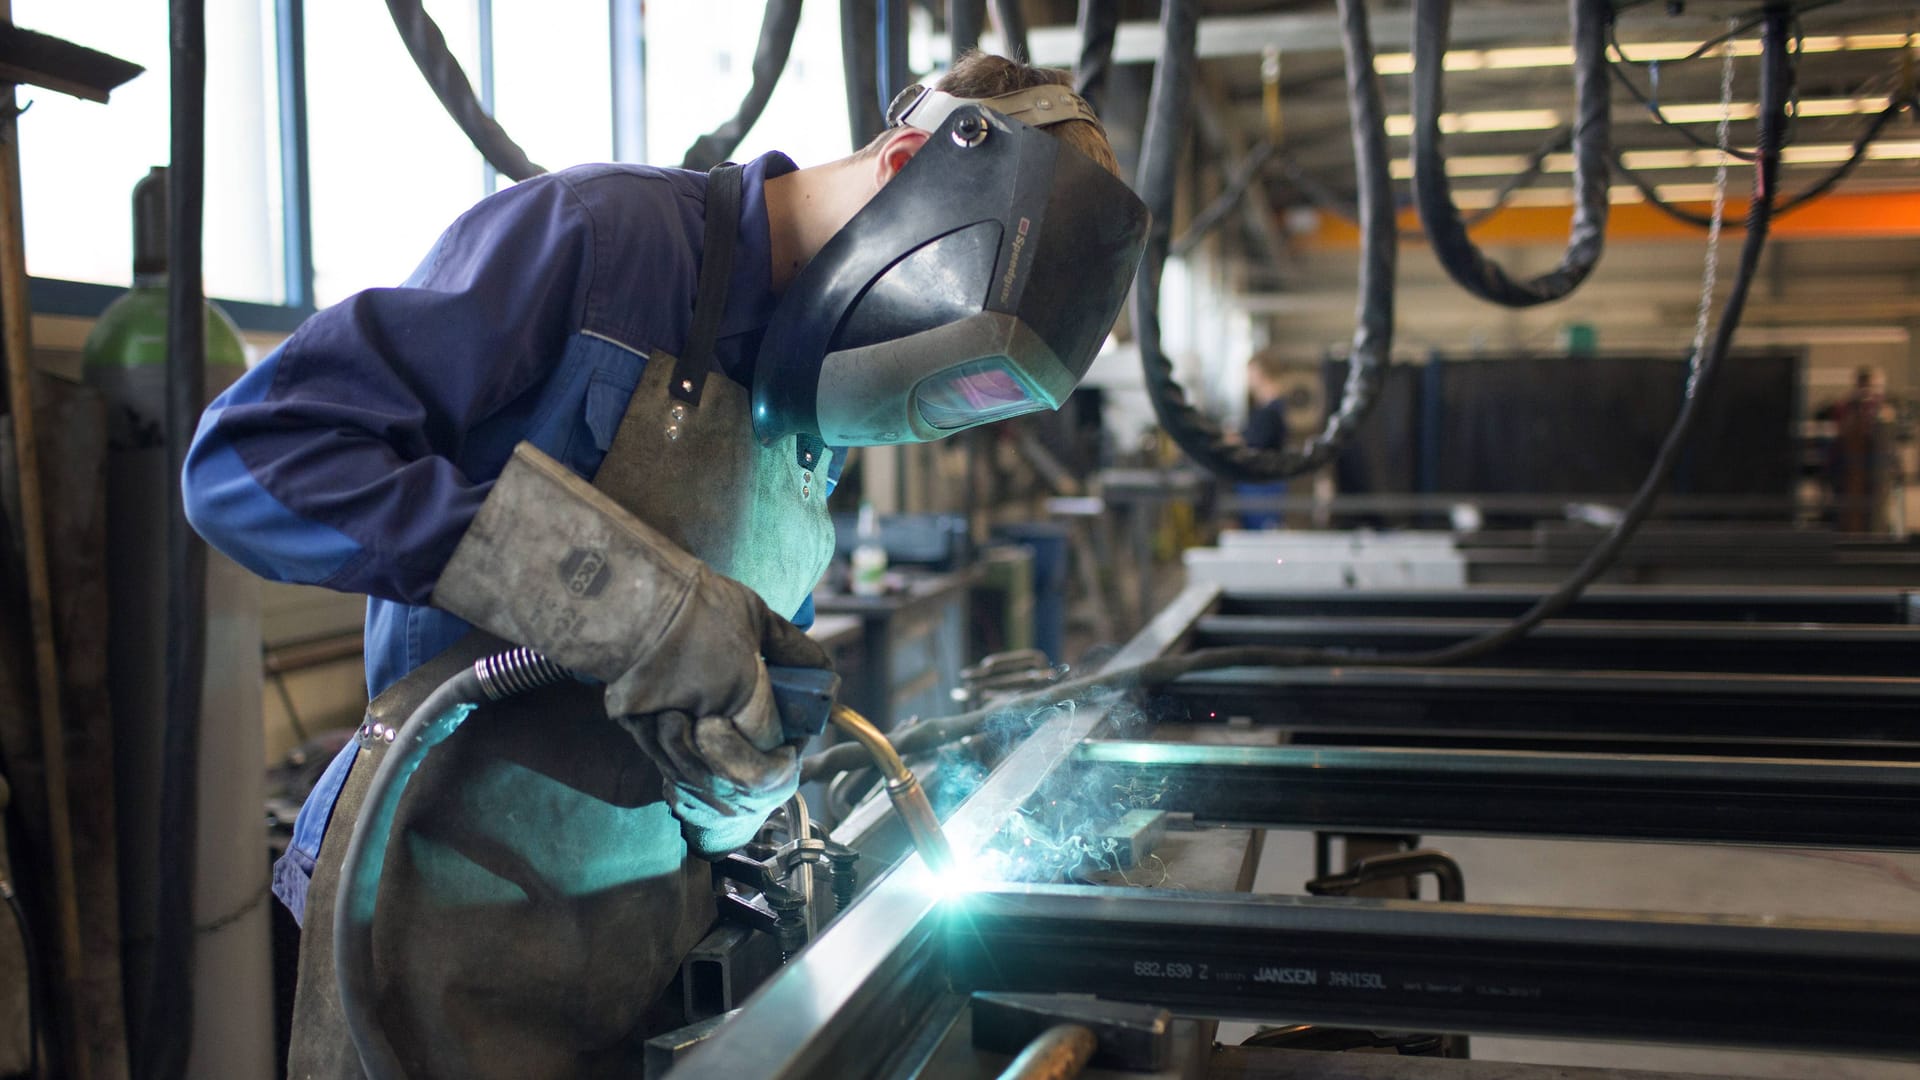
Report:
995,0,1920,291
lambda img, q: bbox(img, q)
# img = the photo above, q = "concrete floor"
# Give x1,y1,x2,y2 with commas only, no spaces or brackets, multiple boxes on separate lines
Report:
1235,829,1920,1079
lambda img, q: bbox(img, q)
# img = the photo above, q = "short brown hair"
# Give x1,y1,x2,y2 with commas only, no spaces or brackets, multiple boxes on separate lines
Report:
870,51,1120,177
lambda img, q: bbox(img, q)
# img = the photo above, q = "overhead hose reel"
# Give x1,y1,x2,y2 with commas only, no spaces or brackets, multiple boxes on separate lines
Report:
1411,0,1612,307
1131,0,1396,484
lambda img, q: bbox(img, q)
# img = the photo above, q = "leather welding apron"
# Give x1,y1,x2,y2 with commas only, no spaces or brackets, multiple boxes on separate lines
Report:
286,164,836,1080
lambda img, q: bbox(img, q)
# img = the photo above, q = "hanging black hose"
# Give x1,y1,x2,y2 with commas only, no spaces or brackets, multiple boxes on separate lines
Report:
805,5,1795,786
681,0,805,170
992,0,1030,63
1131,0,1395,484
949,0,986,57
145,0,207,1076
1406,2,1790,666
1073,0,1120,112
879,0,912,116
1,875,39,1080
1614,95,1912,229
841,0,885,146
1412,0,1611,307
385,0,544,181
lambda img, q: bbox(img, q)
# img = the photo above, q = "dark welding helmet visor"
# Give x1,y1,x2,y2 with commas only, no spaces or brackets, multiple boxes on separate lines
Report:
751,91,1149,447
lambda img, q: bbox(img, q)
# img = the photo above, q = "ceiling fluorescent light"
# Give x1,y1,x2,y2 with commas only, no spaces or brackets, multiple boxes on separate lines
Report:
1374,32,1910,75
1384,109,1563,137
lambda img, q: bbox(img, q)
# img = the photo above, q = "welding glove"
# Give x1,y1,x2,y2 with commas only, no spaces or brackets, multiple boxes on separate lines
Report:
432,444,830,855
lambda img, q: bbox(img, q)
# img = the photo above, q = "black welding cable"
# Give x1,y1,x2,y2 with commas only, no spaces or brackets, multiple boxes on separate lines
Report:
949,0,987,58
336,649,569,1080
1171,142,1277,258
1073,0,1120,113
1,876,39,1079
1607,48,1757,164
1615,95,1911,229
1131,0,1394,485
1274,124,1570,238
804,6,1795,786
1412,0,1611,307
146,0,207,1075
385,0,544,181
1604,10,1818,165
682,0,804,170
991,0,1031,63
1401,2,1790,667
1191,125,1561,260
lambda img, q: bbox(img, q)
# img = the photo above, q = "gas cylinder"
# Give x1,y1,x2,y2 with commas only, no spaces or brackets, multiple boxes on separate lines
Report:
81,166,273,1080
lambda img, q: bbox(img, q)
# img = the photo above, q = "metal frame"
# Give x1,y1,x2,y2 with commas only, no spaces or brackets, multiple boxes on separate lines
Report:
1215,584,1920,623
1073,742,1920,849
946,885,1920,1057
1162,666,1920,750
673,581,1920,1075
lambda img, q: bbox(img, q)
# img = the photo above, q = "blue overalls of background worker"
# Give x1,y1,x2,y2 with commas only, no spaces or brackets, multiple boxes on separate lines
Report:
183,52,1147,1080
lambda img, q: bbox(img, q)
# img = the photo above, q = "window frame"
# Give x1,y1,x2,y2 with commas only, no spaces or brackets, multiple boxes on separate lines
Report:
31,0,640,335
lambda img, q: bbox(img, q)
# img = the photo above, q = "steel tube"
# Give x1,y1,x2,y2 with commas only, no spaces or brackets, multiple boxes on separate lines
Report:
1156,666,1920,753
994,1024,1095,1080
944,885,1920,1057
1194,614,1920,677
1072,742,1920,850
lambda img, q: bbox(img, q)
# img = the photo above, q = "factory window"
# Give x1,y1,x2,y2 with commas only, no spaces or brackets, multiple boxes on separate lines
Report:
302,0,490,307
643,0,852,169
488,0,616,185
18,0,286,306
24,0,859,327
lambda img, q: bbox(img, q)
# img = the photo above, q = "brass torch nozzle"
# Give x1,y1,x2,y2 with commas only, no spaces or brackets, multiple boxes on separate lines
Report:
828,704,956,876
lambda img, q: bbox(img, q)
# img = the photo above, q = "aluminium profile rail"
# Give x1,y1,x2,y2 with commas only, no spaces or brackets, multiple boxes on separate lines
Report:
946,885,1920,1058
674,581,1920,1076
1073,741,1920,850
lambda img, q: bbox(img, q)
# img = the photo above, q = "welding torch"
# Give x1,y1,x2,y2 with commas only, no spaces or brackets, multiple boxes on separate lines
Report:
766,665,955,876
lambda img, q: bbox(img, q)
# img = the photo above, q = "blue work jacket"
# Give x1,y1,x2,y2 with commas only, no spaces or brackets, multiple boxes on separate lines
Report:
183,152,839,923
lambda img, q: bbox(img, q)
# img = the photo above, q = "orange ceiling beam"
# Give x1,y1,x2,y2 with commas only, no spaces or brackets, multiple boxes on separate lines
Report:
1300,190,1920,250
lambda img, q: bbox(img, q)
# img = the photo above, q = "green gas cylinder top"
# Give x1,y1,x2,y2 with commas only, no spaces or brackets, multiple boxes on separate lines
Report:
80,164,248,374
83,286,247,372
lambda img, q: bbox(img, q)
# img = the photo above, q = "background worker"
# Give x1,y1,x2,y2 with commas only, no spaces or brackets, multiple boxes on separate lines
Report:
1235,347,1293,530
182,51,1145,1078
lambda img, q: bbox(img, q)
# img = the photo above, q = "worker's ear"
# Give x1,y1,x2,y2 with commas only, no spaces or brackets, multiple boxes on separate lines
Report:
872,128,930,190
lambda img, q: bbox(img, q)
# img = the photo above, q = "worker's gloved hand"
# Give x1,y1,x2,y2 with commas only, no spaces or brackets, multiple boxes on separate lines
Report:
432,443,833,856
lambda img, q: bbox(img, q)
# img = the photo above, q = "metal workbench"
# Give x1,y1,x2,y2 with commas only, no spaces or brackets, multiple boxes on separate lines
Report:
663,583,1920,1079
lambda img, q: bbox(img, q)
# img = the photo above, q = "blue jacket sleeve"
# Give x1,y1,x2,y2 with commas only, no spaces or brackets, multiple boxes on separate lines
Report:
184,174,596,604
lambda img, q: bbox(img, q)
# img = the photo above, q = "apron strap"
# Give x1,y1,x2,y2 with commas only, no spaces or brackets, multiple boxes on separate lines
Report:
669,163,746,408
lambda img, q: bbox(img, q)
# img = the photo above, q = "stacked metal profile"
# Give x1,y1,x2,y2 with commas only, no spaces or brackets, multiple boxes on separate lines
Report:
660,582,1920,1079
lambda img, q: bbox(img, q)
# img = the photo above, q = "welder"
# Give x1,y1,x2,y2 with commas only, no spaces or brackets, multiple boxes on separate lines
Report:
182,52,1146,1078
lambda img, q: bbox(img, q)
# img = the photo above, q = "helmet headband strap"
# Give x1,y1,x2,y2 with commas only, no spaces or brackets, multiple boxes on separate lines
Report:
886,83,1104,135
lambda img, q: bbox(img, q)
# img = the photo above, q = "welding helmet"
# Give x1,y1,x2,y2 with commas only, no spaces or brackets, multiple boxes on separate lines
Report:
751,83,1150,446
